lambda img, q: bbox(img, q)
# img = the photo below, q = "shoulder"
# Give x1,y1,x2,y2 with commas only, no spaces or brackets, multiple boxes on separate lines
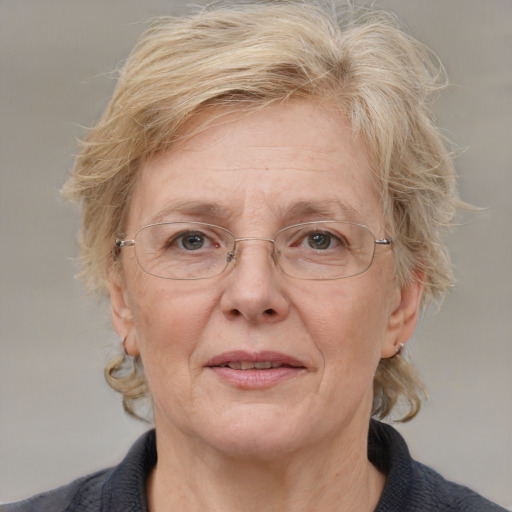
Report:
408,458,507,511
370,420,507,512
1,469,111,512
3,429,156,512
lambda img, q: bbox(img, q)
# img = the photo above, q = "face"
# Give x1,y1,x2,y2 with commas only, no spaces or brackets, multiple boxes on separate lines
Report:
110,101,421,458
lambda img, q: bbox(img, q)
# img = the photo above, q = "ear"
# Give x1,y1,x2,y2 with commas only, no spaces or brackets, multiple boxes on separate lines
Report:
108,275,140,357
381,272,424,359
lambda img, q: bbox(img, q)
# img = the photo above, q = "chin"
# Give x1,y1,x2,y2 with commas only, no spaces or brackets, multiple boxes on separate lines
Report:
193,405,321,460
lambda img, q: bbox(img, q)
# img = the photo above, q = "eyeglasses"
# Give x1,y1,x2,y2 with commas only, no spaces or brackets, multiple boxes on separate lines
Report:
115,220,393,281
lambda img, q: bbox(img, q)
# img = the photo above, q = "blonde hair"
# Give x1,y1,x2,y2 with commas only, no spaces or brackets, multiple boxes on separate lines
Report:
64,0,460,422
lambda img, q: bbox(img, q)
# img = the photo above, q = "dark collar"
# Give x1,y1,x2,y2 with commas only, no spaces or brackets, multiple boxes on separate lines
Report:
98,421,410,512
101,429,157,512
369,420,413,510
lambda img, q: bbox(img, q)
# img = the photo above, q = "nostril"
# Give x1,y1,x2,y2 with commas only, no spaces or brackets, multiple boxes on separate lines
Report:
264,309,276,316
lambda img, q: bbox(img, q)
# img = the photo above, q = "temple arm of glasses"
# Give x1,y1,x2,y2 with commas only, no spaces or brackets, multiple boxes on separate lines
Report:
375,238,393,245
115,239,135,247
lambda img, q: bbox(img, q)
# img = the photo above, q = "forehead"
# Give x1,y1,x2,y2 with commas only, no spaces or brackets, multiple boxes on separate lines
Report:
128,102,383,232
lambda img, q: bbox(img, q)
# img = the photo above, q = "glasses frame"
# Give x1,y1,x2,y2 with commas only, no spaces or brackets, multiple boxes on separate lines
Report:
115,220,393,281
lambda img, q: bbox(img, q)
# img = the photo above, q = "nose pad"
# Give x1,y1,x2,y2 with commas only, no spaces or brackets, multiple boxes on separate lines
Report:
271,248,280,265
226,237,278,268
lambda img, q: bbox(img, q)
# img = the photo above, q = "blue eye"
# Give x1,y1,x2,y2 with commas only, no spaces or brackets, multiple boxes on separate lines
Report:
307,232,333,250
179,232,205,250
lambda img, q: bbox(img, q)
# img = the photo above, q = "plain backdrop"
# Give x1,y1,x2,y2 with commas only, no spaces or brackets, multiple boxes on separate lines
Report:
1,0,511,508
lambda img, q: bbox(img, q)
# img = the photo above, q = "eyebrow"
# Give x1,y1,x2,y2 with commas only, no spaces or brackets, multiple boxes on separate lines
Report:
280,200,364,224
150,200,233,224
149,198,364,226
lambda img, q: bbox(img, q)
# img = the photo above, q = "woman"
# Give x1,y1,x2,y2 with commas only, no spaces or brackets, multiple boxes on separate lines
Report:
5,1,506,511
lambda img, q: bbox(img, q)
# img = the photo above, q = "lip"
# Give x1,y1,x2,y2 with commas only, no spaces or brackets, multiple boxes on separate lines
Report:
205,350,307,389
206,350,306,368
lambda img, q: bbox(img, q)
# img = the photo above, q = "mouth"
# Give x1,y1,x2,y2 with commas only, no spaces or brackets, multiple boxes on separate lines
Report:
206,351,306,370
205,351,306,388
216,361,293,370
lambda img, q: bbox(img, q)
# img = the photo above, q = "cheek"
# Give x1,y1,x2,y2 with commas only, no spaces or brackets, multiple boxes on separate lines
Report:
299,280,392,369
127,279,220,371
288,281,393,428
126,284,221,422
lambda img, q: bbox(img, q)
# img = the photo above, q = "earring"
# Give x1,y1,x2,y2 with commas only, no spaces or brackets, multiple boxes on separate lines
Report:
395,343,405,356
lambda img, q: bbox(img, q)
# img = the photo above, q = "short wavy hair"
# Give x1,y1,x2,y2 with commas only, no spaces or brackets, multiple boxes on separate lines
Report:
63,0,460,423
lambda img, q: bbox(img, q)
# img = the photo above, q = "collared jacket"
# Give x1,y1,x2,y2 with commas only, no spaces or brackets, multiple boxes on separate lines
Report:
4,421,506,511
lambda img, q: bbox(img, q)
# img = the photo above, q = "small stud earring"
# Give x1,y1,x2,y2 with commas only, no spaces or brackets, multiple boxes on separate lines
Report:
395,342,405,356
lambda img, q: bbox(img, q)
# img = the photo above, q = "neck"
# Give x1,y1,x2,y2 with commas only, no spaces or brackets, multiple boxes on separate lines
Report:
147,421,385,512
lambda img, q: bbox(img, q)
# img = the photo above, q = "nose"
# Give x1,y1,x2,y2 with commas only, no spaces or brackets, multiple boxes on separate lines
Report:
220,239,290,323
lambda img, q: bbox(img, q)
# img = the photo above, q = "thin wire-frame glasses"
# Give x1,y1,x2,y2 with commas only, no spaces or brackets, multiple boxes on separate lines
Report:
115,220,393,281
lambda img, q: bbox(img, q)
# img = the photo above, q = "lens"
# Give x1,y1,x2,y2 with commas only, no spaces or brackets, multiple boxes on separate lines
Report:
134,222,235,279
275,221,375,280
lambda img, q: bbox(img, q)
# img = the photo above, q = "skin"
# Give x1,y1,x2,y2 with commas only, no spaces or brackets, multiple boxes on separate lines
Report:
109,101,423,512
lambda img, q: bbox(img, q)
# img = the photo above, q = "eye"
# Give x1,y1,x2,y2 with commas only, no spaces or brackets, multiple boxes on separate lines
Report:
169,230,220,251
307,232,334,250
304,230,348,251
179,232,206,250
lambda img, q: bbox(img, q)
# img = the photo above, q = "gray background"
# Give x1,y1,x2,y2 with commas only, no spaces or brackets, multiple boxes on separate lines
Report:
1,0,511,508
